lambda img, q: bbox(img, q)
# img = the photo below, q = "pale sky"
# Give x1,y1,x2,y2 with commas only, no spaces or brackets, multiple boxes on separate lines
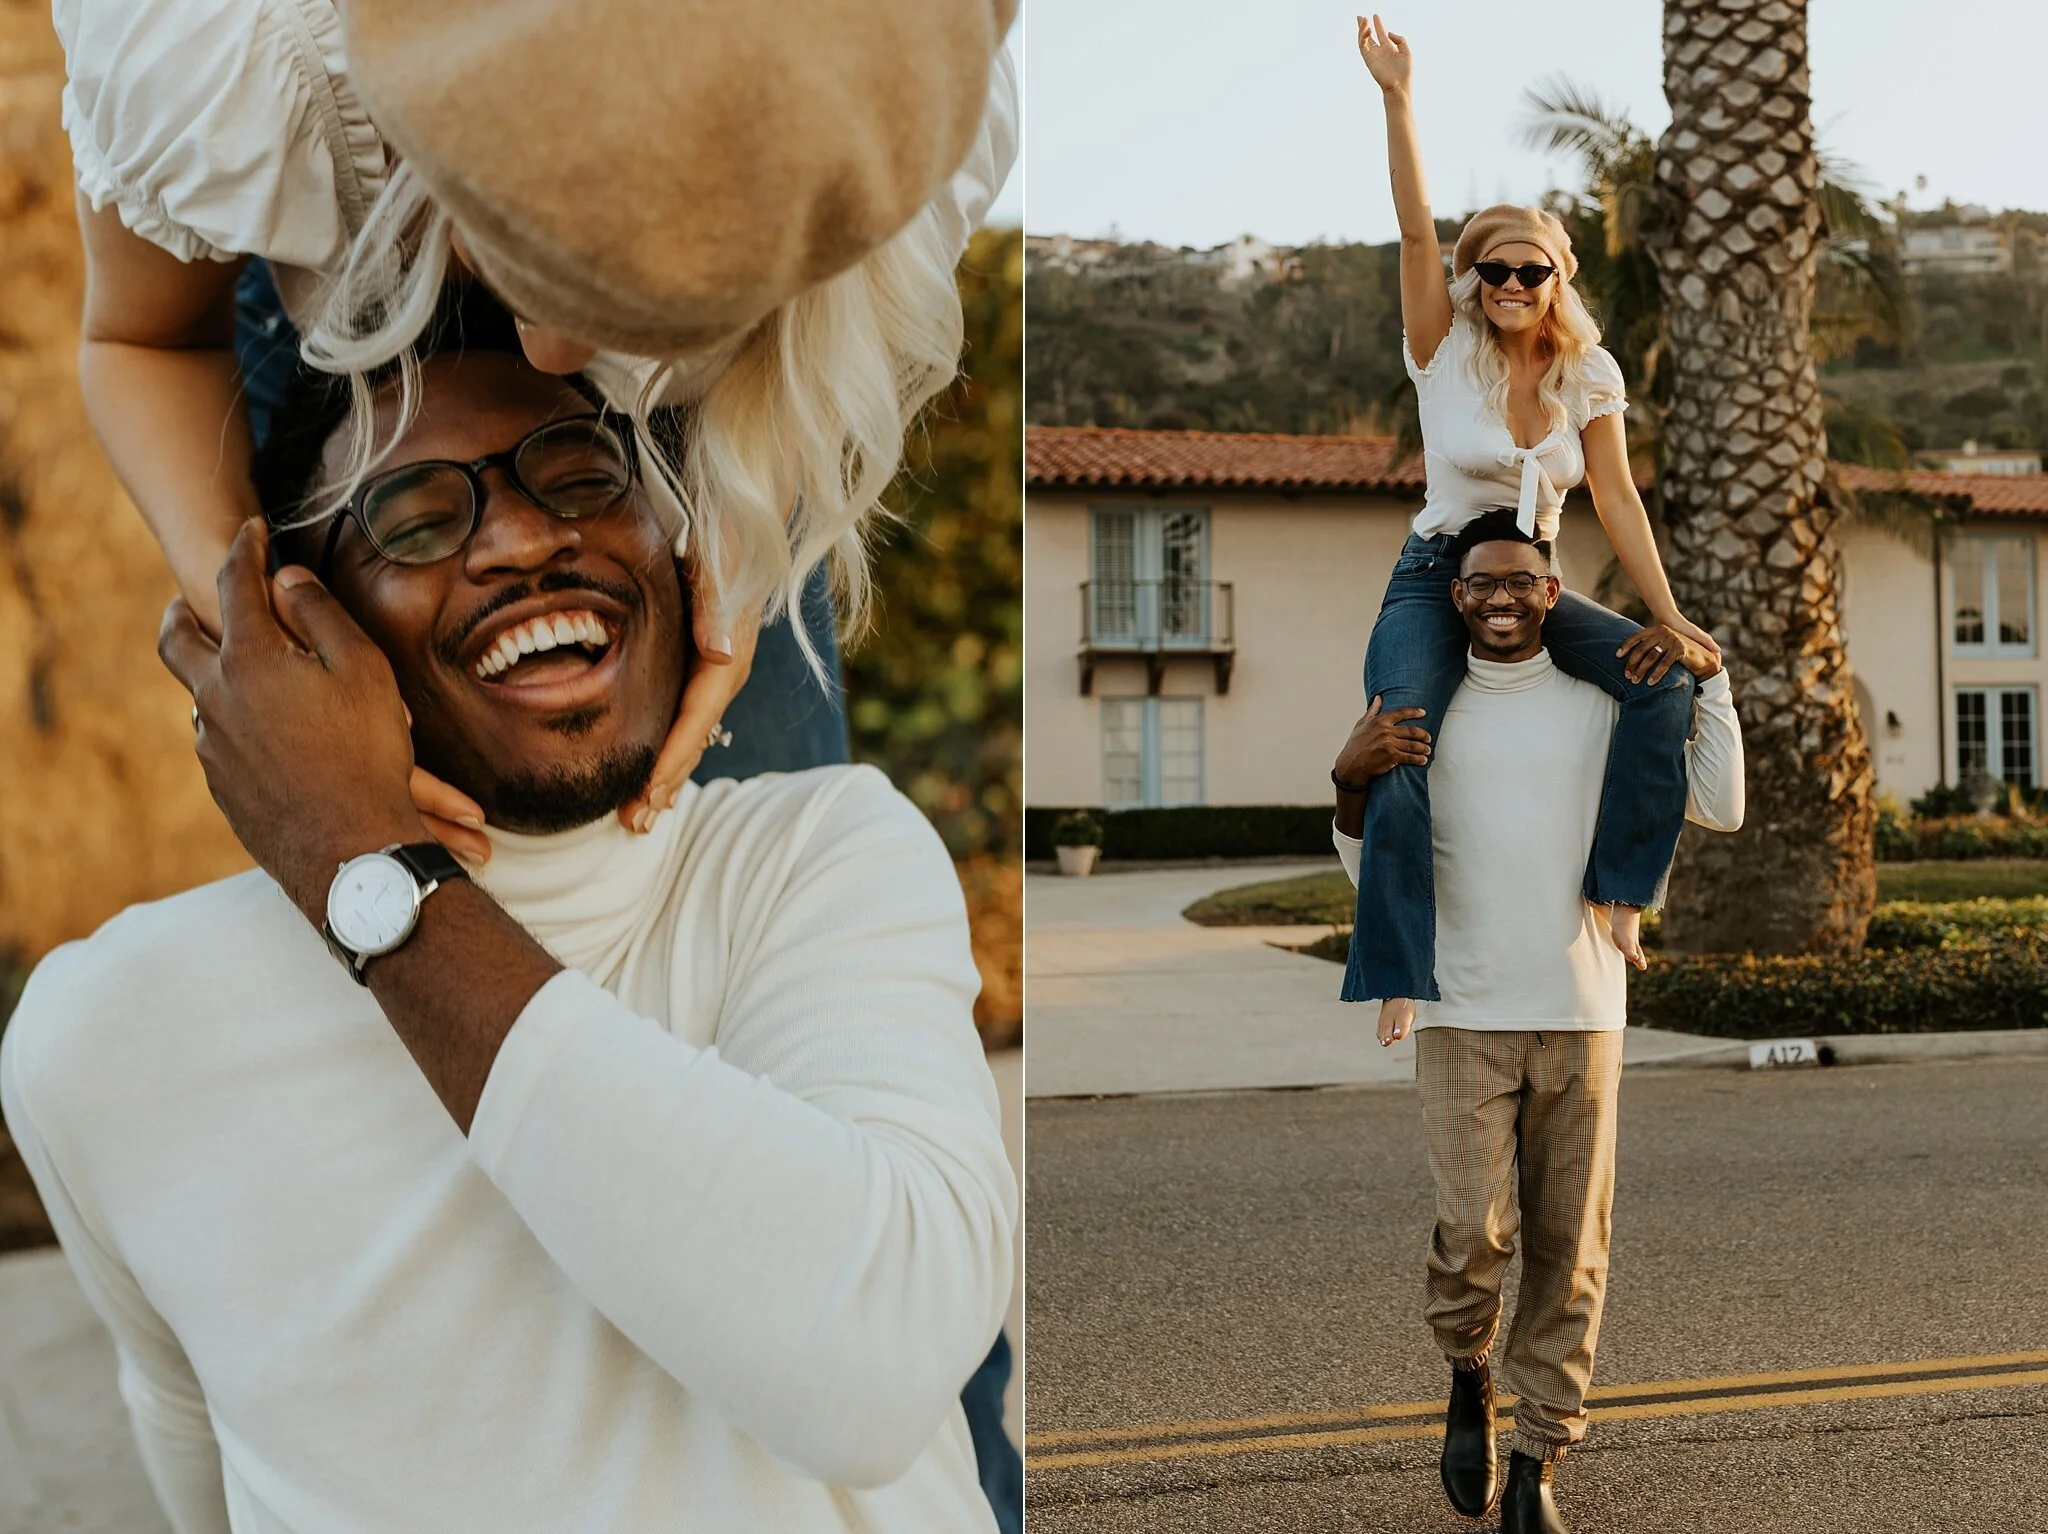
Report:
988,32,1025,226
1020,0,2048,246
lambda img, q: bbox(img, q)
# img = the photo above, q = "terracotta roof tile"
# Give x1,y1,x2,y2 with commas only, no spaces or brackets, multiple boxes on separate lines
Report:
1026,427,1425,493
1831,463,2048,517
1028,427,2048,518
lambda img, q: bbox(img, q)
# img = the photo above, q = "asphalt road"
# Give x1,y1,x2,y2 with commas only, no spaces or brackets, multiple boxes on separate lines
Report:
1025,1056,2048,1532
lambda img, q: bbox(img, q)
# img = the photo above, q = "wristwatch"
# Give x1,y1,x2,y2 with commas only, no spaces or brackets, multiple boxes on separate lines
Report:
321,842,470,985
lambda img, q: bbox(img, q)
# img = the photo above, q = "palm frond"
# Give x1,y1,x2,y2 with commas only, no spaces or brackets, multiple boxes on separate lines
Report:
1518,76,1646,180
1814,237,1911,359
1835,477,1940,559
1379,375,1423,467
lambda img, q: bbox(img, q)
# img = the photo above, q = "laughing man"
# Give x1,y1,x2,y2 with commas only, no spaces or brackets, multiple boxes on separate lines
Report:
1330,507,1744,1532
1,316,1012,1531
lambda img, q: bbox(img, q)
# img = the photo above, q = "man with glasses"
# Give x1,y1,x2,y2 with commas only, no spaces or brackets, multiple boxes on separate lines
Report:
1329,507,1744,1533
0,304,1013,1532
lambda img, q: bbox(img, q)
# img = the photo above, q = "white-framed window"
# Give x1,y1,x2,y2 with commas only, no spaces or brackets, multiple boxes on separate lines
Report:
1101,697,1204,808
1955,686,2037,786
1950,536,2034,656
1090,507,1211,646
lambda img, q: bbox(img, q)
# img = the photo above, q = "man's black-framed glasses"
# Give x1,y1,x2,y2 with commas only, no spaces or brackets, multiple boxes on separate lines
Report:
318,413,638,576
1472,260,1556,290
1456,571,1552,600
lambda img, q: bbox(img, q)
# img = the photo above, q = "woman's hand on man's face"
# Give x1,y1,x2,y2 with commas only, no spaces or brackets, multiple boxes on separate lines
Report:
615,555,763,835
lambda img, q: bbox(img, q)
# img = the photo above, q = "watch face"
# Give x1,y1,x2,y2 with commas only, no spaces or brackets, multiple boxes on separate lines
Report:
327,854,421,957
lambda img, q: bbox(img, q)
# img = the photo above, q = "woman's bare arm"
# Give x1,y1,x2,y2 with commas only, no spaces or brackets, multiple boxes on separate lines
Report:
76,192,256,636
1358,16,1451,368
1580,409,1720,658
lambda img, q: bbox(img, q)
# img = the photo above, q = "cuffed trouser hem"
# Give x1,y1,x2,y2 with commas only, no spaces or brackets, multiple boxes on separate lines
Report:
1511,1429,1570,1463
1446,1341,1494,1371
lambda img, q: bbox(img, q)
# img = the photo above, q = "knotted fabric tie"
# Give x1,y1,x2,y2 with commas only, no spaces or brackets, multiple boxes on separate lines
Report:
1498,437,1566,538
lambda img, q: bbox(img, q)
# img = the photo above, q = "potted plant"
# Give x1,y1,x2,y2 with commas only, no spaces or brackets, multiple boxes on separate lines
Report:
1960,765,2000,819
1052,810,1105,877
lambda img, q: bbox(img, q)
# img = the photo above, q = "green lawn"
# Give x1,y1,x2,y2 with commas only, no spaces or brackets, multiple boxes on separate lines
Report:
1874,860,2048,901
1182,860,2048,927
1183,870,1356,926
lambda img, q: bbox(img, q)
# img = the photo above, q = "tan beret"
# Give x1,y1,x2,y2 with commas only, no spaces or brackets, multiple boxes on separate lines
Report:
346,0,1017,357
1451,205,1578,283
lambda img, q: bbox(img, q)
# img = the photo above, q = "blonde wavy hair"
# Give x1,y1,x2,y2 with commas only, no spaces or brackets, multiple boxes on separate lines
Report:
1447,265,1604,437
294,162,967,674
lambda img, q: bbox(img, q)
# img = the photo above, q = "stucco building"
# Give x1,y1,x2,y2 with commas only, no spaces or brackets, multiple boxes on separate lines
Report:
1025,427,2048,812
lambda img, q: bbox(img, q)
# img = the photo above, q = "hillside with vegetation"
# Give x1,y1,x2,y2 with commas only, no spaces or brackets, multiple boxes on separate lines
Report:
1028,208,2048,467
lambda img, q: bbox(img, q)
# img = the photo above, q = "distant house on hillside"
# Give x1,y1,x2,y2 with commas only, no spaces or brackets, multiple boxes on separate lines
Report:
1025,233,1146,276
1026,232,1303,285
1025,426,2048,813
1183,235,1300,284
1926,442,2042,476
1900,219,2011,277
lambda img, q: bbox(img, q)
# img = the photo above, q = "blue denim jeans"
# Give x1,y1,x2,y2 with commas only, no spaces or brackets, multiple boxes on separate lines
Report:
235,263,1020,1524
1340,532,1696,1003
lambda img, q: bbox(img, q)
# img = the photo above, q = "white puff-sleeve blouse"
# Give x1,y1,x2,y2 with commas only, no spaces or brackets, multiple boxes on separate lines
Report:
57,0,386,285
55,0,1019,333
1405,314,1629,544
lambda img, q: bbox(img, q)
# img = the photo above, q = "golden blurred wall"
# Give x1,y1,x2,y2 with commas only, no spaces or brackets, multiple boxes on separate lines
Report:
0,5,250,967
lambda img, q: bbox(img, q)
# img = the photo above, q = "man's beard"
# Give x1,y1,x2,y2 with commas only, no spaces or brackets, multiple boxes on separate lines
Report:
483,744,659,834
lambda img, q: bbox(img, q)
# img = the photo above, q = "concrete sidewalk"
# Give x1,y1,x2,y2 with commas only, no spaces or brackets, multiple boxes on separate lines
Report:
1023,861,2045,1098
0,1048,1023,1534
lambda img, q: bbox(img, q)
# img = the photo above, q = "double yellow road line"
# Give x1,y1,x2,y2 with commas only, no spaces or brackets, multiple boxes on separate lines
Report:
1027,1350,2048,1471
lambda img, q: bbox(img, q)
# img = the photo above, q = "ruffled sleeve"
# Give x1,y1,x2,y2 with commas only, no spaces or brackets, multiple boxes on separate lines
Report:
1404,313,1466,385
1577,344,1628,428
932,46,1020,260
55,0,386,271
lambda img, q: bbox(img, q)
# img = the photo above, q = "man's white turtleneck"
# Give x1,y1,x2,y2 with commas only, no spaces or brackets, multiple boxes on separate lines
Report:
0,764,1011,1533
1336,647,1744,1028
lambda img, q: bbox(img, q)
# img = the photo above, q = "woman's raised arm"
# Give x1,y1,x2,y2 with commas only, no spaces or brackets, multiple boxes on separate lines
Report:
1358,15,1451,368
76,194,255,637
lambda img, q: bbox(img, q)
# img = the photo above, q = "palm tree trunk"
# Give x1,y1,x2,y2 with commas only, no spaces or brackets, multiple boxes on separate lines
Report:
1650,0,1876,953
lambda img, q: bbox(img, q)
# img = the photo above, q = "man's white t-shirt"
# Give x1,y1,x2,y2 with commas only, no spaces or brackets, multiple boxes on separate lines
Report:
1336,651,1744,1029
1,765,1012,1534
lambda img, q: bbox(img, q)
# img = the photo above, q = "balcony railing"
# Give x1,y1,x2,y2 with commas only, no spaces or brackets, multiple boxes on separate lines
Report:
1078,579,1236,695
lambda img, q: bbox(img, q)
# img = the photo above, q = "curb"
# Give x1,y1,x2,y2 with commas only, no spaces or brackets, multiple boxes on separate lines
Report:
1625,1026,2048,1073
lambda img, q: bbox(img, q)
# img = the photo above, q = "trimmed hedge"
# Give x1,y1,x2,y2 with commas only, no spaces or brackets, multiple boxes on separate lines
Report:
1629,899,2048,1036
1025,805,1333,862
1877,810,2048,861
1864,897,2048,950
1629,936,2048,1036
1305,899,2048,1037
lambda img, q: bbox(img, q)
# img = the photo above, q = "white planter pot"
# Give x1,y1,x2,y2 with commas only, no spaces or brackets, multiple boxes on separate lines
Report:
1056,845,1101,877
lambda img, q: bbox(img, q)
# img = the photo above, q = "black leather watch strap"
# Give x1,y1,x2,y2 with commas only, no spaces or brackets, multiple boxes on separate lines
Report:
323,922,371,986
1331,767,1374,795
389,841,470,893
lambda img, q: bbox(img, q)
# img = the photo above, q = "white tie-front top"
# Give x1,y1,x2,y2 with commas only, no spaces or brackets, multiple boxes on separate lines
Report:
1406,316,1629,543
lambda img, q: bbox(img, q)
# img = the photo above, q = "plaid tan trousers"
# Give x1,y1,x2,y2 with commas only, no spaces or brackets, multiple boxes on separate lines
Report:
1415,1026,1624,1459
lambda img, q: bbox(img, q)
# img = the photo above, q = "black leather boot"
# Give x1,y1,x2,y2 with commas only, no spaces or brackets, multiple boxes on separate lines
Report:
1498,1448,1570,1534
1438,1360,1498,1517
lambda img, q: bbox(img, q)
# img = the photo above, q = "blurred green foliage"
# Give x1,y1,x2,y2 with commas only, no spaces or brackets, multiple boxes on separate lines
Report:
846,227,1021,860
1026,242,1408,435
